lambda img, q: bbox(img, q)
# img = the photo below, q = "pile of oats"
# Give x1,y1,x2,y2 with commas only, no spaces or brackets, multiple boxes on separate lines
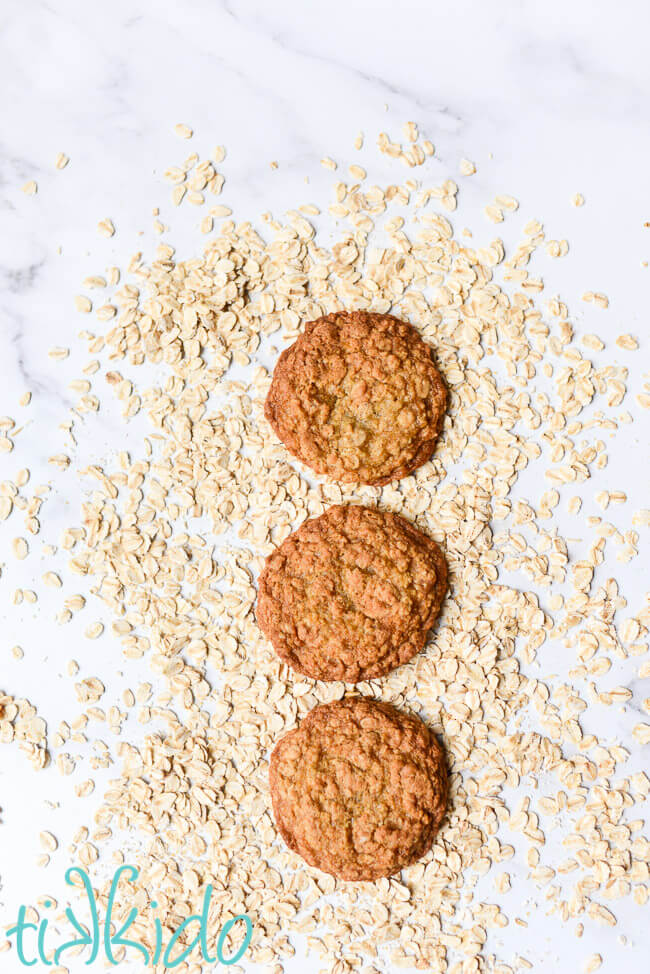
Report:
2,123,648,973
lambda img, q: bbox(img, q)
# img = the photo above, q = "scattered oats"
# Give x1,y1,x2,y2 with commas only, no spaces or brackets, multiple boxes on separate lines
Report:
460,158,476,176
320,157,337,170
174,123,193,139
54,153,69,170
74,295,92,313
11,646,24,660
2,123,648,974
572,193,585,206
354,132,364,150
19,391,32,407
210,205,232,218
21,180,37,195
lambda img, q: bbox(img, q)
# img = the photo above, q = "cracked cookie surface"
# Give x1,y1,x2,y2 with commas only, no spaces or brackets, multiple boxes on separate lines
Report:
264,310,447,485
257,504,448,682
269,696,448,881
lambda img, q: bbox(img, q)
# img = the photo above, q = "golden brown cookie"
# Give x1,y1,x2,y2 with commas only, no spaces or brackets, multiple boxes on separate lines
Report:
257,505,447,682
264,310,447,485
269,696,448,881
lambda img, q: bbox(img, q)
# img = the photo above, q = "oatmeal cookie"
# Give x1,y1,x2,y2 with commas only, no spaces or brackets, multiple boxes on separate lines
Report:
257,504,447,682
269,696,448,881
264,310,447,485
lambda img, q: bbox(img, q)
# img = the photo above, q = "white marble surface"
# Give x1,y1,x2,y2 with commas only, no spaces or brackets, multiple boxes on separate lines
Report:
0,1,649,971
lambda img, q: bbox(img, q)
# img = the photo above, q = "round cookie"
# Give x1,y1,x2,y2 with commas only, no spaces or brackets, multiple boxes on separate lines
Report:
264,310,447,486
269,696,448,881
257,504,447,683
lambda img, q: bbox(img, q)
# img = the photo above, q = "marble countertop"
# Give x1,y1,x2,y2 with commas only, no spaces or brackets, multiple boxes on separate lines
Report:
0,1,649,971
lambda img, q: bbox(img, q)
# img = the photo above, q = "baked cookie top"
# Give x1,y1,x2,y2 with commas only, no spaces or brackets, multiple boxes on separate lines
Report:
269,696,448,881
264,311,447,485
257,504,448,682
